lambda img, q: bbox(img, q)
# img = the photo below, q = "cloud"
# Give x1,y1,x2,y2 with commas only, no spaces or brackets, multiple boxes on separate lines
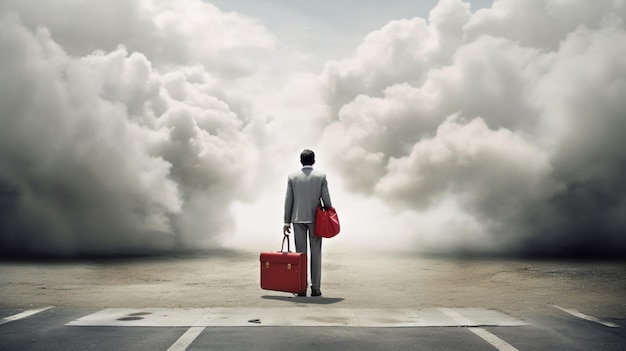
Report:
321,0,626,256
323,0,472,114
2,0,625,258
464,0,626,50
0,6,264,256
0,0,276,77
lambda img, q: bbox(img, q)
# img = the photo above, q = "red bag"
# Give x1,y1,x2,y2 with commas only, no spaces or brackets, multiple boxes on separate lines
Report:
260,236,307,295
314,206,340,238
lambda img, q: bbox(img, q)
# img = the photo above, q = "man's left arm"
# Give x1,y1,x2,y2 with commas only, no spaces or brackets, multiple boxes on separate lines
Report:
283,178,294,234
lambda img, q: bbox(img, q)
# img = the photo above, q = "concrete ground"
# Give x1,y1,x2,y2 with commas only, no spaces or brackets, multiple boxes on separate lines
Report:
1,249,625,350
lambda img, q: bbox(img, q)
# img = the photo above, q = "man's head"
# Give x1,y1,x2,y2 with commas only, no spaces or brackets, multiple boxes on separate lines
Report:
300,149,315,166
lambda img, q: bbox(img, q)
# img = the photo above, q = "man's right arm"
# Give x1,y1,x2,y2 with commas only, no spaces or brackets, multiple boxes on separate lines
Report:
320,175,332,209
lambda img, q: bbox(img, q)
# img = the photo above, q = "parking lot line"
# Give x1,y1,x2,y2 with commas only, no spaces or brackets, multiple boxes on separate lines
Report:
552,305,620,328
0,306,54,326
469,328,519,351
167,326,205,351
440,308,519,351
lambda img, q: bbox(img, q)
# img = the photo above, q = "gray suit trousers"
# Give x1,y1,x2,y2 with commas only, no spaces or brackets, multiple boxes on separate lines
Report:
293,223,322,290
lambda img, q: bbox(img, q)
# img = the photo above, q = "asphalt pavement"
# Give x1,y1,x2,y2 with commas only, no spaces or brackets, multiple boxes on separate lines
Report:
1,303,624,350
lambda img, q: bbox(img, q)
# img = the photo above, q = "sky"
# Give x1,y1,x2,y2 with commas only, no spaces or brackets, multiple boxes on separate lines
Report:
0,0,625,257
207,0,495,64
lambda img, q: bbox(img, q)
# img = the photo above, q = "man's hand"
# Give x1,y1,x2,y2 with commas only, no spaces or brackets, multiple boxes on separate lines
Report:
283,225,291,235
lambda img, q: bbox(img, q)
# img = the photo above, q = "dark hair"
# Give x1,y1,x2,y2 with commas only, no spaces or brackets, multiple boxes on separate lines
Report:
300,149,315,165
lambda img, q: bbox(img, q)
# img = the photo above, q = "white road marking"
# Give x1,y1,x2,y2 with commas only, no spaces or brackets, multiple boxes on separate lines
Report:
0,306,54,326
166,326,205,351
552,305,620,328
440,308,520,351
469,328,520,351
67,307,528,328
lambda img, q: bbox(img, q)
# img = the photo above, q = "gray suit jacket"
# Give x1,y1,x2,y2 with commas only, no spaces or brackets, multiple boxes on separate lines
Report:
284,167,332,224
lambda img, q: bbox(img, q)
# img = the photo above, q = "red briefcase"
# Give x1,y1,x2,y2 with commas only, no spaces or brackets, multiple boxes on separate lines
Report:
260,236,307,295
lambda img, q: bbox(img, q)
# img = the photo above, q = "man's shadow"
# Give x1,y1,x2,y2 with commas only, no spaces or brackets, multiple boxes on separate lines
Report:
262,295,344,305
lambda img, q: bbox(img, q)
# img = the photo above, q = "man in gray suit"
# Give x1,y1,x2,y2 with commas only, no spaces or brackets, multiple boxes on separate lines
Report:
283,149,332,297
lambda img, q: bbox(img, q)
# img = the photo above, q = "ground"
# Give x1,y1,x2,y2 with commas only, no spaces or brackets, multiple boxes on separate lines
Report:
1,249,624,321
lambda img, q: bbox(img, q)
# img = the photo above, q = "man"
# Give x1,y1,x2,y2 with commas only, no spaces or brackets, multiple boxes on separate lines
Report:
283,149,332,297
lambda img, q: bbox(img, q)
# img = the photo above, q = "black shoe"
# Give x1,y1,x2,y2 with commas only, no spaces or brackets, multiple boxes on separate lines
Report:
311,289,322,297
296,292,306,297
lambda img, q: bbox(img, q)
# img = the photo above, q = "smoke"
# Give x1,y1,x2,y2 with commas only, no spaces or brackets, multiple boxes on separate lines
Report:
322,0,626,256
2,0,625,257
0,1,276,256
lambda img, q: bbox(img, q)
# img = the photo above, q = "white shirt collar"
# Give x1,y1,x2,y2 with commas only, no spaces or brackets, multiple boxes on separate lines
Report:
302,165,314,169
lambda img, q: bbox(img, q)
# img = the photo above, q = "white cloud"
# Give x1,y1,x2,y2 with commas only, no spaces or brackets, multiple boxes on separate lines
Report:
323,0,473,114
0,8,262,255
321,0,626,256
375,117,556,208
2,0,625,257
0,0,276,77
465,0,626,50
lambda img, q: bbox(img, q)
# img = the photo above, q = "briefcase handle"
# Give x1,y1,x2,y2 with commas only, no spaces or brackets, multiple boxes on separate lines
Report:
281,235,292,252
